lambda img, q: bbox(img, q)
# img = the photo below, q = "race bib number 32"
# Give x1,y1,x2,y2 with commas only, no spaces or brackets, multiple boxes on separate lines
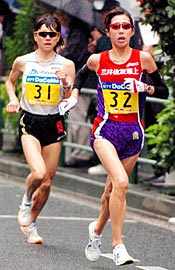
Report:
25,83,61,105
103,90,138,114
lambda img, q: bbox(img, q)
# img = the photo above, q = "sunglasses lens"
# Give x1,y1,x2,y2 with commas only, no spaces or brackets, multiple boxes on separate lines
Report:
110,23,120,30
38,32,57,38
110,23,131,30
122,23,131,30
49,32,57,38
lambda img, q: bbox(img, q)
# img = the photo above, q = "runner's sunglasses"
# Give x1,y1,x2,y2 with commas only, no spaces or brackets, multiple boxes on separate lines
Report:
37,32,58,38
109,22,132,30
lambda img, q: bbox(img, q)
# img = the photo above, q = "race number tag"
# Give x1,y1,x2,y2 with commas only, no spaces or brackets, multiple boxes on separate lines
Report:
25,83,61,105
103,90,138,114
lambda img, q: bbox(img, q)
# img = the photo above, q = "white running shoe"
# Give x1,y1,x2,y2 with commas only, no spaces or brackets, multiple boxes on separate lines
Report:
113,244,134,266
168,217,175,224
85,221,102,261
18,203,32,226
88,164,107,175
21,222,43,244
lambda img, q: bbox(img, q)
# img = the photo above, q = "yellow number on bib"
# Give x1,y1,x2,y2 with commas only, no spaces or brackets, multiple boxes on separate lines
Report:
25,83,61,105
103,90,138,114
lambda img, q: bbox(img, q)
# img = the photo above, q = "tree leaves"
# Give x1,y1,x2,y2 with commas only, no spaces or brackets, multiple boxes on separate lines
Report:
146,100,175,171
4,0,43,67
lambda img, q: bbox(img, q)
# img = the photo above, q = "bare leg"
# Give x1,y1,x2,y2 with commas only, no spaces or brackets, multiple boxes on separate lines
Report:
93,138,139,247
122,155,139,176
21,135,47,202
95,153,139,236
21,134,61,222
31,142,61,222
95,176,112,235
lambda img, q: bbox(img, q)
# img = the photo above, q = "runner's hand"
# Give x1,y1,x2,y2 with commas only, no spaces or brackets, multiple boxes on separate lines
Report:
145,84,155,95
58,96,77,115
134,79,155,94
55,68,68,86
6,100,20,113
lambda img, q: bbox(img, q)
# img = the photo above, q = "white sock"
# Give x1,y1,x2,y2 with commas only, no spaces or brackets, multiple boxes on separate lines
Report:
21,193,31,206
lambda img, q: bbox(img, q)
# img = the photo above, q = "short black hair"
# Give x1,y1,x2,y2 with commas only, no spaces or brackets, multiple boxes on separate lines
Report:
33,13,64,49
101,0,120,12
105,7,134,31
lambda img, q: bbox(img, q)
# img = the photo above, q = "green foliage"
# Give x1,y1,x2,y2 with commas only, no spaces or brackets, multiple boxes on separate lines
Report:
4,0,43,67
138,0,175,96
138,0,175,171
146,100,175,171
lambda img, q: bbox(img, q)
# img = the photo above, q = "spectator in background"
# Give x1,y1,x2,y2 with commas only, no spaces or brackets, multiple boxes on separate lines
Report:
60,17,93,167
56,11,70,52
60,17,90,71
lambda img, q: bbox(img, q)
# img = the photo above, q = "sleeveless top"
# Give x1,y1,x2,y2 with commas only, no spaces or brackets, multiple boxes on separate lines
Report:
20,52,65,115
96,49,146,122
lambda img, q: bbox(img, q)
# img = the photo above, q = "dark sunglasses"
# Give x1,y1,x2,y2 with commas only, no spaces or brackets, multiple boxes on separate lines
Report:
37,32,58,38
109,22,132,30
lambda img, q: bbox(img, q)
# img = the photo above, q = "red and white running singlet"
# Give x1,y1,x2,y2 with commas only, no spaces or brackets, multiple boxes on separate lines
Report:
96,49,145,121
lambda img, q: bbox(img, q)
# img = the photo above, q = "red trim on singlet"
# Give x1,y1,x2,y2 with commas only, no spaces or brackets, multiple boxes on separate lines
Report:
92,116,104,134
108,113,138,122
93,113,138,129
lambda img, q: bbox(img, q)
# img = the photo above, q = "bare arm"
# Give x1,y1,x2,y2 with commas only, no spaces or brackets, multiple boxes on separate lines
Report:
6,57,23,112
57,59,78,115
56,59,76,98
141,51,157,73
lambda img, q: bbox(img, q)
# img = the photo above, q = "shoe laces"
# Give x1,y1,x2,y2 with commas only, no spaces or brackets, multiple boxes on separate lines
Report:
89,235,101,249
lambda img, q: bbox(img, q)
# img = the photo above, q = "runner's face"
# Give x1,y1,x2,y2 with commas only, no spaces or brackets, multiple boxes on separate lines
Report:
108,14,134,48
34,24,60,52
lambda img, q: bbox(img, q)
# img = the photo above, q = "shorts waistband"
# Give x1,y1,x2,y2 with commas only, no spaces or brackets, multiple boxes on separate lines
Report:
108,113,138,122
22,110,61,118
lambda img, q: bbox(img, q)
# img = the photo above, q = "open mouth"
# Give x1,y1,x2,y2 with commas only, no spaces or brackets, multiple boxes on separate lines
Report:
117,36,126,41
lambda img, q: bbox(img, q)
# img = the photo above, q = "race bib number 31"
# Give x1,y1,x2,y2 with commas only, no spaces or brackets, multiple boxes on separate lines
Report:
103,90,138,114
25,83,61,105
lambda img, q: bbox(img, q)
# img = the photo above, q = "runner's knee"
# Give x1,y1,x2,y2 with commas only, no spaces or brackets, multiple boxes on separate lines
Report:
40,181,51,192
113,177,129,194
33,168,47,181
47,170,56,180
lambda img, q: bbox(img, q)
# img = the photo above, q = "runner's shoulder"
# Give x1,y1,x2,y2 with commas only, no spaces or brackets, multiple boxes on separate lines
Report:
58,54,75,69
140,50,153,61
87,53,100,71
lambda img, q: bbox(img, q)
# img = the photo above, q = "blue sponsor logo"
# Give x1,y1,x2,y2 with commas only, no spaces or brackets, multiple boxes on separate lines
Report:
26,75,59,84
101,81,131,90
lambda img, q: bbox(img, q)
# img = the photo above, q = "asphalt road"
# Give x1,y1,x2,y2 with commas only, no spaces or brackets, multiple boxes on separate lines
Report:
0,173,174,270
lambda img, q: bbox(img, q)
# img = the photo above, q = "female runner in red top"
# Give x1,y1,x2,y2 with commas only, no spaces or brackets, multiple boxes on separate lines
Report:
74,7,167,266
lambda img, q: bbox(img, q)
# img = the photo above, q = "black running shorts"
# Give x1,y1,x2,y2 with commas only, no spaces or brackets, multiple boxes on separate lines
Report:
19,111,66,146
